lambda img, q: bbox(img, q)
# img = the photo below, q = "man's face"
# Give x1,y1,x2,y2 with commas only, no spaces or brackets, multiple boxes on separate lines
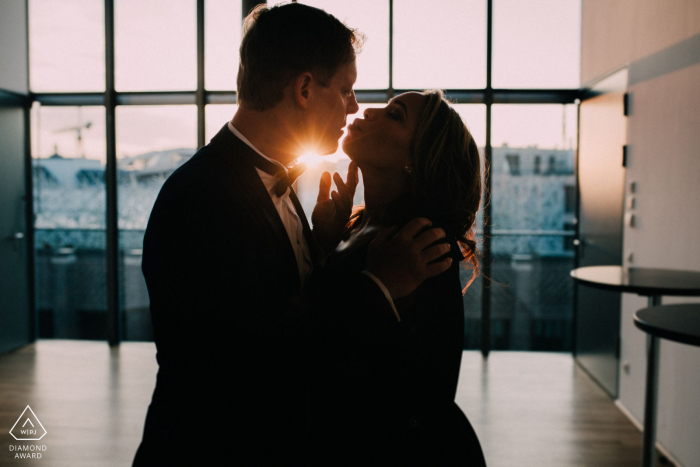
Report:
306,60,359,156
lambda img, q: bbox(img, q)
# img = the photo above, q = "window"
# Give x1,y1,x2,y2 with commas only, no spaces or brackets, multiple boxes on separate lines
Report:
489,104,578,350
205,0,243,90
506,154,520,175
29,0,105,92
28,1,582,351
394,0,486,89
493,0,581,88
31,105,108,339
300,0,389,89
116,106,198,341
115,0,197,91
564,185,576,213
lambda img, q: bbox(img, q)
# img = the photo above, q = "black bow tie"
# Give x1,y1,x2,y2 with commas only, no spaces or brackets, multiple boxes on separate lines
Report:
247,150,307,197
273,162,307,197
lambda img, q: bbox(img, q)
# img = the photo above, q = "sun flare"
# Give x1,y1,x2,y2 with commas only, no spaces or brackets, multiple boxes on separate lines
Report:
297,152,323,168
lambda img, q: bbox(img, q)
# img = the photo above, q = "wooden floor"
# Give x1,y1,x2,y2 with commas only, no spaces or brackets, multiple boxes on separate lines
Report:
0,341,667,467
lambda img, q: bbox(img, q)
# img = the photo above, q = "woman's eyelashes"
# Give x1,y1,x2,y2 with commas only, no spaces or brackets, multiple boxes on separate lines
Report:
388,108,403,122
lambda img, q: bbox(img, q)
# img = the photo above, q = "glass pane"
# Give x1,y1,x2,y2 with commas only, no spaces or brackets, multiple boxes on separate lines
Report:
453,104,486,149
205,0,242,90
489,104,578,350
493,0,581,89
452,105,486,350
299,0,389,89
205,104,237,143
29,0,105,92
394,0,486,89
31,104,107,339
117,105,197,340
115,0,197,91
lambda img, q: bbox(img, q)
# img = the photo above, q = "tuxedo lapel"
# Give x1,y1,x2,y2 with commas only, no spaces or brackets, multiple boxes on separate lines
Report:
210,124,302,292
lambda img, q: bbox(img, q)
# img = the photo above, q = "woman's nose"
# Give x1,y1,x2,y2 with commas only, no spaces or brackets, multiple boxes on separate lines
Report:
364,108,374,120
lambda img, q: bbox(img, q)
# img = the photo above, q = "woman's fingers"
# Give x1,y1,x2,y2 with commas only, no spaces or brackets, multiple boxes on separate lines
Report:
333,172,350,201
330,190,341,209
317,171,331,203
346,161,359,197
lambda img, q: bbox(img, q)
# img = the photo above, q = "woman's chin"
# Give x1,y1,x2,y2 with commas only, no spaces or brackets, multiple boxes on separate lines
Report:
341,140,358,160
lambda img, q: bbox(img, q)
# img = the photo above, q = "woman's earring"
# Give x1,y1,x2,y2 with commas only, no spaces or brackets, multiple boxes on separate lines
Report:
403,165,412,174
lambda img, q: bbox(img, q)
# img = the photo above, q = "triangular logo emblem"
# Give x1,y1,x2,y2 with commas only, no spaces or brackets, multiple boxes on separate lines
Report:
9,406,47,441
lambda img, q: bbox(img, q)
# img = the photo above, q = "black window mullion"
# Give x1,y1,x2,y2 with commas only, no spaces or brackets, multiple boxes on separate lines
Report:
197,0,205,148
105,0,121,346
388,0,394,101
481,0,493,358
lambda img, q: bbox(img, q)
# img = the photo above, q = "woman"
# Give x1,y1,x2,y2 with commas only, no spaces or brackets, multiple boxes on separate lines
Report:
309,90,486,466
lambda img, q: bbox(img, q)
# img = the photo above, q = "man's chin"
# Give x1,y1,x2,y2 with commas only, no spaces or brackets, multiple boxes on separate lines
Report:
316,142,339,156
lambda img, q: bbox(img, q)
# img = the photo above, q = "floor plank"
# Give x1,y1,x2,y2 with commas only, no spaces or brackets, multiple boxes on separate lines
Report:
0,341,665,466
456,352,651,467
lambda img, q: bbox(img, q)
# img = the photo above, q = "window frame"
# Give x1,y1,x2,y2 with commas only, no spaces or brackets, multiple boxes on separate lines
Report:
28,0,583,352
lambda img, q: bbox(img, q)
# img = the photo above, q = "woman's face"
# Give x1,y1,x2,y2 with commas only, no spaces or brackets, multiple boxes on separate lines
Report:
342,92,427,171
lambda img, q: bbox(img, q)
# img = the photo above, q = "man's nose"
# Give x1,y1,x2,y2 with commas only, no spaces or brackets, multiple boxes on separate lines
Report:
347,92,359,115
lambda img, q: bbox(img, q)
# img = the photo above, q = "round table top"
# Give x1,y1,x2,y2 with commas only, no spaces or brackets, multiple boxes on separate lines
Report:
570,266,700,296
634,304,700,347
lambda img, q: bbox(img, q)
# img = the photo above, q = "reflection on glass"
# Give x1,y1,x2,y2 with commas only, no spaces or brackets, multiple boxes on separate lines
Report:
29,0,105,92
117,106,197,340
493,0,581,89
486,104,578,350
115,0,197,91
394,0,486,89
300,0,389,89
205,104,238,143
205,0,242,90
31,104,107,339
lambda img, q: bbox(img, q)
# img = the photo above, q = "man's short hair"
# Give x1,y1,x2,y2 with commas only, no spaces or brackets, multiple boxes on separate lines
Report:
237,3,363,111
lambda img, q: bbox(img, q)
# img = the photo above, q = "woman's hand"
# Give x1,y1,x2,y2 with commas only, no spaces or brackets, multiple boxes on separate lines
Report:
311,161,359,254
365,218,452,299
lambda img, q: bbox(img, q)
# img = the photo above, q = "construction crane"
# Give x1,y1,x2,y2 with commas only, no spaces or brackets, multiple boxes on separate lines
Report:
53,121,92,158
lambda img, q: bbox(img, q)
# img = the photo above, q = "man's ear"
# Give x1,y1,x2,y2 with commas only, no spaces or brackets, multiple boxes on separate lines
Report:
293,72,313,109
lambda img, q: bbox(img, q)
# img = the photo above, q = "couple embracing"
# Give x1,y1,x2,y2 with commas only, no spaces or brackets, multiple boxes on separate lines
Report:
133,3,486,466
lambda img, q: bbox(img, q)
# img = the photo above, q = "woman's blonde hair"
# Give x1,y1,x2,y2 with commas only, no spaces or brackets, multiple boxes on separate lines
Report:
407,90,482,289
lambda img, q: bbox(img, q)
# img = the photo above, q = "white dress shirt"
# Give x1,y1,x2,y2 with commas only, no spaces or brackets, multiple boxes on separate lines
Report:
228,122,313,286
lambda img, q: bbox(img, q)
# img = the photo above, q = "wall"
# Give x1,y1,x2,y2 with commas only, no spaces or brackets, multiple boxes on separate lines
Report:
581,0,700,85
582,1,700,466
0,1,28,94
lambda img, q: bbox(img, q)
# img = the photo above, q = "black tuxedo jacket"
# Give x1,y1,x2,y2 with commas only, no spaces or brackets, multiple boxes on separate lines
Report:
133,125,398,466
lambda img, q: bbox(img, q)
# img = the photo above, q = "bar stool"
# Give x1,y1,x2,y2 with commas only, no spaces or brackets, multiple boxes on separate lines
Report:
634,304,700,467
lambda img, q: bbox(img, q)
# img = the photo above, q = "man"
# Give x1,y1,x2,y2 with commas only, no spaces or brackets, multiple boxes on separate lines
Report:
133,4,450,466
